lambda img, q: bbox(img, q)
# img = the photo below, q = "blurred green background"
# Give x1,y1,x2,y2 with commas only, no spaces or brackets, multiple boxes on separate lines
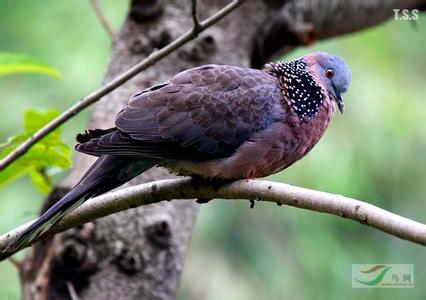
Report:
1,1,425,299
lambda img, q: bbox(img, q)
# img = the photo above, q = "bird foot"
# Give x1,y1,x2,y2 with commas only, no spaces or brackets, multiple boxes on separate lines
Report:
196,197,212,204
190,175,234,192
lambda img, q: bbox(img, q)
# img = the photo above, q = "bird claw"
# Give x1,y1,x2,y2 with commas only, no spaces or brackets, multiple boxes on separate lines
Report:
196,198,212,204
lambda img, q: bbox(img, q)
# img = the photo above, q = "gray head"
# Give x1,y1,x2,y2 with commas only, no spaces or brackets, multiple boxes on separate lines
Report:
303,52,352,113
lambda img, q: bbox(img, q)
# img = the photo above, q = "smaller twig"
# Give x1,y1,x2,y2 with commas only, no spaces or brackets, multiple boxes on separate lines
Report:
90,0,116,40
8,256,23,270
191,0,202,36
33,242,55,300
250,199,255,209
67,281,80,300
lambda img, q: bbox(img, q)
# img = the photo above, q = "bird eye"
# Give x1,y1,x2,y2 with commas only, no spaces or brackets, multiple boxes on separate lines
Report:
325,69,334,79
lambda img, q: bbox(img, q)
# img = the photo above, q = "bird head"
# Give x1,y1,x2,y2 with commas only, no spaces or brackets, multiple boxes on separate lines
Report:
303,52,351,113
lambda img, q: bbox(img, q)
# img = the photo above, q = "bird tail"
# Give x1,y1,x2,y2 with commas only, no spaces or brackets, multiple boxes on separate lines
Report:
7,155,155,251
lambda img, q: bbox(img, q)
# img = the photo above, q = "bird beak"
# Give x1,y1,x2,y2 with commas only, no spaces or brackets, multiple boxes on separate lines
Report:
335,92,345,114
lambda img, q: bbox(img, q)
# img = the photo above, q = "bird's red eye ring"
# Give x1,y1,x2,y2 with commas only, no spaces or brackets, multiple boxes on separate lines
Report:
325,68,334,79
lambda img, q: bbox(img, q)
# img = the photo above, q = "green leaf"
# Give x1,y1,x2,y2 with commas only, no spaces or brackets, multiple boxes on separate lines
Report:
0,159,32,187
0,109,72,194
30,169,52,194
24,109,62,143
0,53,62,79
24,109,59,133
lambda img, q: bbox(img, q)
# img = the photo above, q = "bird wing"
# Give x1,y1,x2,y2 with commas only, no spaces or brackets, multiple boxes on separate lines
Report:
77,65,284,161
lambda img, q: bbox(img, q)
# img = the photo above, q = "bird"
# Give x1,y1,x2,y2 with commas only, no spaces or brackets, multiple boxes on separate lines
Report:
9,51,351,251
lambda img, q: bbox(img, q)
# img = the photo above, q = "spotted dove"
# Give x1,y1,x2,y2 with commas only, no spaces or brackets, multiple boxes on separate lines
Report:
10,51,351,249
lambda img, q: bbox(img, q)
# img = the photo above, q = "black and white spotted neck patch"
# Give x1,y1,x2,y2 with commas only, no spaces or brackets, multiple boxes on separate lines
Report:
265,59,325,121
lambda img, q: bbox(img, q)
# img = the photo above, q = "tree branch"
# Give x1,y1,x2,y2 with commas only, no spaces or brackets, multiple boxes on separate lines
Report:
253,0,426,67
191,0,202,37
89,0,116,40
0,0,243,172
1,178,425,260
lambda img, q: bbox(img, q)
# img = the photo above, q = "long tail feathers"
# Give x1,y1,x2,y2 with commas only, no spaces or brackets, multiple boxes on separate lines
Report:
7,155,155,252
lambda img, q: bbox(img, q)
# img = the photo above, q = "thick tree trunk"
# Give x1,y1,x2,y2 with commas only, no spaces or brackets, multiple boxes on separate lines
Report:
19,0,425,299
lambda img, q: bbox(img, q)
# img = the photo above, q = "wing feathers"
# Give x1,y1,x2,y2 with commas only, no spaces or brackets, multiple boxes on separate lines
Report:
78,65,284,161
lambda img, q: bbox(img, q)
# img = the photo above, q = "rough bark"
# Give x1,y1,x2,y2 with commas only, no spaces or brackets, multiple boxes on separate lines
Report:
19,0,426,299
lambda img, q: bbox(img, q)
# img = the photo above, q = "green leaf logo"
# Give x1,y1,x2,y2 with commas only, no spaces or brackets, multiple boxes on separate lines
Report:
354,265,392,286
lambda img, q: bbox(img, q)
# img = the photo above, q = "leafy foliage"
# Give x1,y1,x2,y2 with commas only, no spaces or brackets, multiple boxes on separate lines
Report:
0,52,65,193
0,52,62,78
0,110,71,193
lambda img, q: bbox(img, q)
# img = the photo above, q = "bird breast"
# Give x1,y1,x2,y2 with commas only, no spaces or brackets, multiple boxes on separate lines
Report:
168,97,336,179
